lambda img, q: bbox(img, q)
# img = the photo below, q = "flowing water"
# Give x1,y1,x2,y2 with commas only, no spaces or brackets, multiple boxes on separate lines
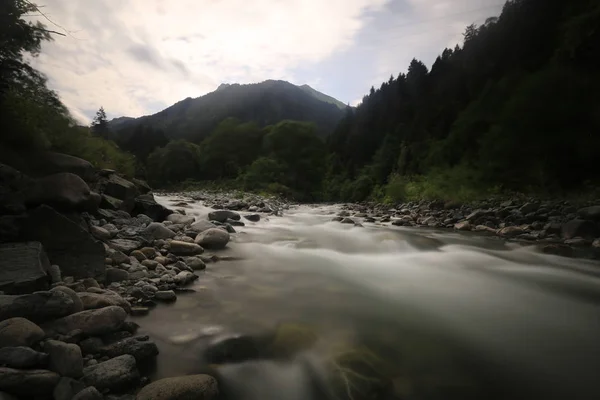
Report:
133,195,600,400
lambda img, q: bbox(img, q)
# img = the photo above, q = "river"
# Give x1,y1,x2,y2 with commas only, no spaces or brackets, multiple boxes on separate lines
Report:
132,195,600,400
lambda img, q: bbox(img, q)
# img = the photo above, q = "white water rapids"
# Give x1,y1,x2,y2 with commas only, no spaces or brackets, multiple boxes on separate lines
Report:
132,195,600,400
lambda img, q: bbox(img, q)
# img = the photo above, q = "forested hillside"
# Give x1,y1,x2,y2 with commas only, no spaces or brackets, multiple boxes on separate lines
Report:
0,0,136,176
325,0,600,201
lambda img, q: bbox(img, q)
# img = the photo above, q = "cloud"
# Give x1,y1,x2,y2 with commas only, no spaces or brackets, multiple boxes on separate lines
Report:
31,0,390,123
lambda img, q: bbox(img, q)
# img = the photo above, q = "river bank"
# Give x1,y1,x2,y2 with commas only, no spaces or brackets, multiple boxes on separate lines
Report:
2,155,600,400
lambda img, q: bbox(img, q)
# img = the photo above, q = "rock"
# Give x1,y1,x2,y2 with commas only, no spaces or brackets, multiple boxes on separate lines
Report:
19,205,106,281
130,250,147,261
24,173,99,212
454,221,471,231
131,178,152,195
465,210,484,221
108,239,143,254
72,386,103,400
184,257,206,271
45,339,83,378
208,210,240,223
154,291,176,302
90,225,111,241
98,175,139,213
561,220,598,239
564,238,589,246
0,391,18,400
141,260,159,270
50,286,84,314
48,264,62,283
194,228,230,250
341,218,355,224
227,220,245,227
101,194,123,210
0,290,75,322
100,337,158,362
78,291,130,312
174,271,197,285
0,318,44,349
0,347,47,369
136,374,219,400
130,307,149,316
498,226,525,238
166,214,195,225
82,278,100,289
244,214,260,222
169,241,203,256
204,334,262,364
520,202,538,214
53,377,87,400
82,354,139,391
143,223,176,240
189,220,218,233
132,194,173,222
577,206,600,221
79,337,104,355
107,249,129,265
106,268,129,284
0,367,60,397
139,247,157,258
44,306,127,336
541,244,574,258
0,242,50,295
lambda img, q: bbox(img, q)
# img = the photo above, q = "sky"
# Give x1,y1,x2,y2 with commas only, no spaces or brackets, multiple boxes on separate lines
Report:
31,0,504,123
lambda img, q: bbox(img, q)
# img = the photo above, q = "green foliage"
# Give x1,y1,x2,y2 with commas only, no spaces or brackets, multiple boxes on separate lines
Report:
0,0,136,177
326,0,600,201
146,140,202,186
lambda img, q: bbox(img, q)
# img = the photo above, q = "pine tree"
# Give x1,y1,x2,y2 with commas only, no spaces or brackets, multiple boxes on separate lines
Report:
91,106,110,138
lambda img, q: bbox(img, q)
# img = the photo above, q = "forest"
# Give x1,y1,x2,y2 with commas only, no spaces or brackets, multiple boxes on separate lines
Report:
1,0,599,202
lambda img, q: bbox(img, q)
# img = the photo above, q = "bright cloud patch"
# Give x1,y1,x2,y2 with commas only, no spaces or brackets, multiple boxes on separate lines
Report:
32,0,389,122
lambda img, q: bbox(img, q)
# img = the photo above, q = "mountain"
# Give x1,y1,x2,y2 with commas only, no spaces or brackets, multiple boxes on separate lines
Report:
109,80,347,142
299,84,347,109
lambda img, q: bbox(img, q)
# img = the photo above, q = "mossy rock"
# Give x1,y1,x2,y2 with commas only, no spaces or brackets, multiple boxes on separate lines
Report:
268,323,319,358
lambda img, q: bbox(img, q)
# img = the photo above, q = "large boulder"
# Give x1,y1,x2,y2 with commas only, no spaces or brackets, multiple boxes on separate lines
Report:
45,339,83,378
132,194,173,222
18,206,106,281
131,178,152,195
0,347,47,369
0,318,44,348
43,306,127,336
82,354,139,391
97,174,139,213
24,173,100,212
561,219,598,239
72,386,103,400
0,242,50,295
53,377,87,400
0,368,60,397
208,210,240,223
50,286,84,314
0,291,76,323
194,228,230,249
136,374,219,400
25,152,95,181
0,163,31,215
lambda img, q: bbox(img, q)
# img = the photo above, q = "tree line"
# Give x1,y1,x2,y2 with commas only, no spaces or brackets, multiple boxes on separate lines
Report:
2,0,599,203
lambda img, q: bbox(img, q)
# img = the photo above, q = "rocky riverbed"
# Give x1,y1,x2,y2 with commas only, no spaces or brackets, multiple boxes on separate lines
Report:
1,154,600,400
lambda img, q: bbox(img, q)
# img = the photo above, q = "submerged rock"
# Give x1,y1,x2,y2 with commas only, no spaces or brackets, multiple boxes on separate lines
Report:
136,374,219,400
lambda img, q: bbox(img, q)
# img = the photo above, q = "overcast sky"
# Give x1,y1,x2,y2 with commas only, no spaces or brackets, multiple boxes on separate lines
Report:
32,0,504,123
